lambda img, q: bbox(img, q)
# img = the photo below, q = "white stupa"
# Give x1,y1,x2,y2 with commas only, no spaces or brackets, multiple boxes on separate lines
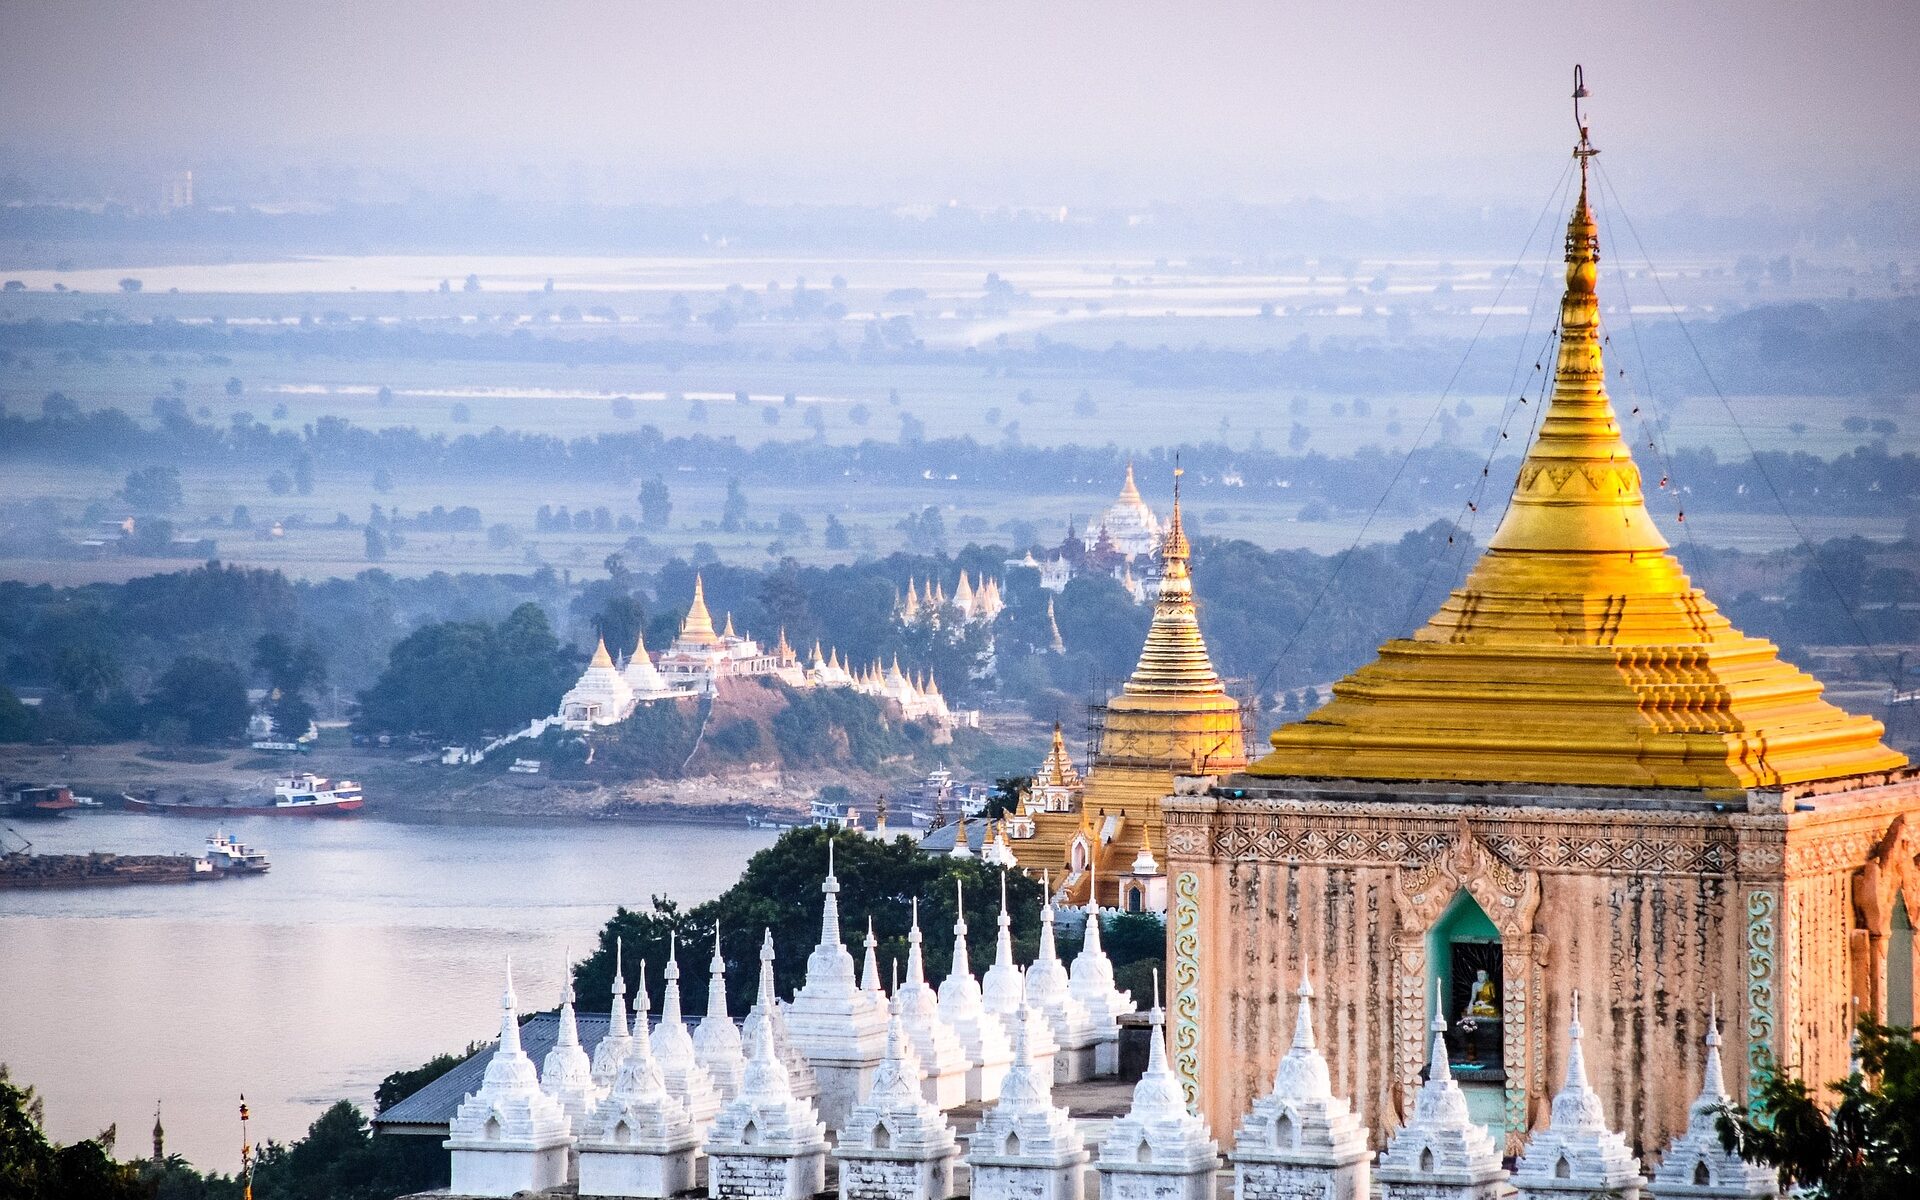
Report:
539,955,600,1146
892,898,971,1110
834,1012,961,1200
652,934,724,1132
980,871,1060,1085
1229,970,1371,1200
693,921,749,1102
1065,894,1135,1075
558,637,638,727
743,927,820,1103
1511,993,1646,1200
1648,997,1778,1200
1023,883,1101,1083
1094,970,1219,1200
936,879,1014,1104
590,943,634,1093
859,917,887,1015
619,629,677,701
1376,998,1509,1200
705,1019,831,1200
576,971,699,1200
784,840,888,1127
444,959,575,1198
965,1008,1091,1200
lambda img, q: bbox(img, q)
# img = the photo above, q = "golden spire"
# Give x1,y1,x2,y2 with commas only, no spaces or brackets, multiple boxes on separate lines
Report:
632,627,648,657
589,636,613,668
1252,71,1905,791
721,611,737,640
1120,467,1220,696
1038,721,1081,787
680,574,718,645
776,626,793,659
1118,460,1143,505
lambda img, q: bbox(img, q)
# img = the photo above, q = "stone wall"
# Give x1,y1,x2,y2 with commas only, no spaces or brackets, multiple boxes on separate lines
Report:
1164,774,1919,1154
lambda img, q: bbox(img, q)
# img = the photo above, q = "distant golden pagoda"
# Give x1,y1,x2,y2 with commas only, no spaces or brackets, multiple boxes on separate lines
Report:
1014,473,1247,906
1251,160,1904,791
677,574,719,646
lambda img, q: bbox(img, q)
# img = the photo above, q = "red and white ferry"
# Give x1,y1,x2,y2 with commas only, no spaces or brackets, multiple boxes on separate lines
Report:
125,773,365,817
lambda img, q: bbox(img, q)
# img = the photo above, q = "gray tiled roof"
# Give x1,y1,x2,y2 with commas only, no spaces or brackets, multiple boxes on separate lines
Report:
916,821,986,854
376,1011,648,1135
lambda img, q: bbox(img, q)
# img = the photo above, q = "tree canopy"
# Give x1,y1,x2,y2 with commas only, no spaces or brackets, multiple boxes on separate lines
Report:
353,602,576,741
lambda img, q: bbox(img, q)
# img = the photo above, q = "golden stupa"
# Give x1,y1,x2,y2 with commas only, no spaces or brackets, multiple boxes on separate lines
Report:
675,574,719,646
1251,152,1905,791
1016,475,1248,902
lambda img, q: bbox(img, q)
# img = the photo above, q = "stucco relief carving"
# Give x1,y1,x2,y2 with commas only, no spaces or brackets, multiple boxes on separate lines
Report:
1851,814,1920,1020
1171,870,1202,1108
1746,889,1777,1112
1392,820,1544,1153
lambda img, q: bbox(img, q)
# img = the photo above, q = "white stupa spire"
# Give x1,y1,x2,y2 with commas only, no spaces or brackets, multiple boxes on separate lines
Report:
861,916,884,1000
965,1007,1090,1198
1229,969,1370,1200
1511,991,1646,1199
1024,877,1099,1065
445,957,574,1193
693,920,748,1101
1649,996,1778,1199
833,1010,960,1200
938,878,1015,1104
540,950,598,1130
591,942,633,1091
577,962,698,1200
1376,995,1506,1199
1068,897,1134,1070
652,933,722,1130
892,896,971,1109
703,1017,830,1198
743,926,820,1103
785,840,887,1126
979,870,1060,1085
1097,969,1219,1190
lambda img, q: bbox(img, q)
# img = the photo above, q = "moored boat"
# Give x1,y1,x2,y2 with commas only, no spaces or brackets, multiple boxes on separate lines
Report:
201,831,271,873
125,773,364,817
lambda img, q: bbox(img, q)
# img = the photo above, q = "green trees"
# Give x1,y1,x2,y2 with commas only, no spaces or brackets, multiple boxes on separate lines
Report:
254,633,327,740
354,602,575,741
720,477,748,533
0,1068,146,1199
119,465,184,513
1717,1018,1919,1200
148,655,250,743
638,476,672,529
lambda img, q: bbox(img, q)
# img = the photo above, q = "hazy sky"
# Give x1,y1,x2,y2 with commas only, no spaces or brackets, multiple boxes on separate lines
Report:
2,1,1912,207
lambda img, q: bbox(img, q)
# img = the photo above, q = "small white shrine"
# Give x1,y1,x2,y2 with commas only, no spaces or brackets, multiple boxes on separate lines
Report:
576,975,700,1200
537,960,599,1159
619,629,677,700
558,638,639,728
653,936,725,1132
1229,971,1371,1200
965,1009,1091,1200
1375,999,1509,1200
704,1021,831,1200
833,1013,960,1200
1647,998,1779,1200
1510,992,1646,1200
694,922,749,1102
744,928,821,1103
1022,888,1102,1083
892,898,971,1110
783,842,888,1127
591,944,635,1093
1094,971,1219,1200
1065,900,1135,1075
936,880,1014,1103
444,960,574,1198
979,873,1061,1085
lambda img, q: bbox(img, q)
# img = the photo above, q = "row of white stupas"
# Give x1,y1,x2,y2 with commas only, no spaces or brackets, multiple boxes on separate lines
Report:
897,571,1005,627
538,574,955,734
443,855,1774,1200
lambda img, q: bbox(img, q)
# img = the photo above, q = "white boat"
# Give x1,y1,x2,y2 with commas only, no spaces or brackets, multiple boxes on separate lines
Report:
202,832,271,873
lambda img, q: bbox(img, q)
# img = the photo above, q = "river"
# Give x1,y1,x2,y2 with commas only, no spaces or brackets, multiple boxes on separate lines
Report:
0,812,774,1171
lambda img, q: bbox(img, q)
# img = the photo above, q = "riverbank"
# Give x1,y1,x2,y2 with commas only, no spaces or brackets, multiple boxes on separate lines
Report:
0,735,944,825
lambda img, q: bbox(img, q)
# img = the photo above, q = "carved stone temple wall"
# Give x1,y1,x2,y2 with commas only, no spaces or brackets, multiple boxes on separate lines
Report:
1163,769,1920,1155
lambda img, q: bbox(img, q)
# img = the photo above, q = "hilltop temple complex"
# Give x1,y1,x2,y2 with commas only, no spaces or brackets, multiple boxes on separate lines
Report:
1007,475,1248,912
1162,124,1917,1156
